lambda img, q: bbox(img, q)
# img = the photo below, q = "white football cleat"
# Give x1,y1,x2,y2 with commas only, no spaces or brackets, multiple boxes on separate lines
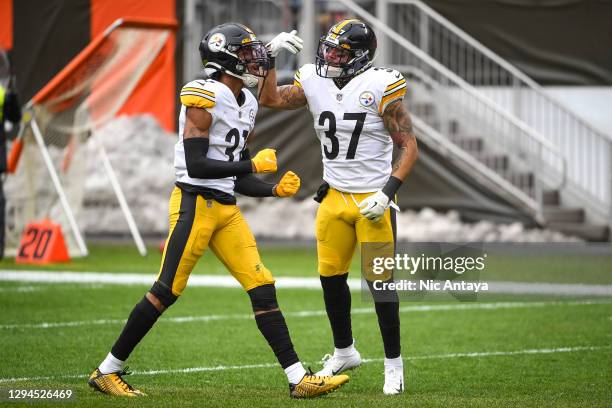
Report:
383,365,404,395
315,349,362,376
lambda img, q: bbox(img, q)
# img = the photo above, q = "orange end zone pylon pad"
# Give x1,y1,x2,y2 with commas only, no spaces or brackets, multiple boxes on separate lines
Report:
16,220,70,264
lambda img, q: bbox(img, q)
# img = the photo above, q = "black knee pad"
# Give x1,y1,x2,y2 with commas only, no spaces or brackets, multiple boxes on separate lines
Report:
320,274,351,308
320,273,349,291
135,295,163,320
150,281,178,308
247,284,279,312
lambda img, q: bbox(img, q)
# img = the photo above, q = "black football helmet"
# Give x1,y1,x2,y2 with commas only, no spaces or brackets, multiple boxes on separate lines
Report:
316,19,377,79
199,23,269,86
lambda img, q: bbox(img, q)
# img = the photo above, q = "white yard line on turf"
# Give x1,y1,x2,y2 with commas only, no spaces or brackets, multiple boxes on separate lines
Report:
1,270,612,296
0,345,609,384
1,299,610,330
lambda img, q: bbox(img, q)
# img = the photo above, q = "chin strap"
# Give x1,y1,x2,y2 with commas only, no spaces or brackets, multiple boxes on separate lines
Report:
242,74,259,88
205,62,255,86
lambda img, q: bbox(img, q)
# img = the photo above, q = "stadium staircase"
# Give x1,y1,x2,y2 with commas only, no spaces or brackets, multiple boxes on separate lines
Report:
339,0,611,241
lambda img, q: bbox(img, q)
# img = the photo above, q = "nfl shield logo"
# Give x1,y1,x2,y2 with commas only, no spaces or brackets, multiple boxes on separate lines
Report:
336,94,343,101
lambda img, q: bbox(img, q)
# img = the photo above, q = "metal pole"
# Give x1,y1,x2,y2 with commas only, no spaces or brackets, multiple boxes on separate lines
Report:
30,118,89,257
96,138,148,257
376,0,389,66
419,6,428,54
298,0,316,67
609,142,612,240
184,0,200,82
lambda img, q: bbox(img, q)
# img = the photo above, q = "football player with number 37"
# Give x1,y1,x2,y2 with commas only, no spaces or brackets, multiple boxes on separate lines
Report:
260,19,419,394
87,23,348,399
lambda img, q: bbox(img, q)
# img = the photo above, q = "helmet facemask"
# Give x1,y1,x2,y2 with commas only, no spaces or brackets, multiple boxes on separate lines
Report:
234,42,269,77
315,40,371,79
233,42,269,87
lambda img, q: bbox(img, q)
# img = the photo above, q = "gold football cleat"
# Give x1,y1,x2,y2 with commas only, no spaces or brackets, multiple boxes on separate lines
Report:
289,372,349,398
88,368,146,397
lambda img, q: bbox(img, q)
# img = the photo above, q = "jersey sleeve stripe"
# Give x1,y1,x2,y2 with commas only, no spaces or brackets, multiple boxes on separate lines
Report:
381,87,407,105
383,82,407,97
182,87,215,97
384,78,407,93
180,91,215,103
379,87,407,115
293,71,302,88
180,94,216,109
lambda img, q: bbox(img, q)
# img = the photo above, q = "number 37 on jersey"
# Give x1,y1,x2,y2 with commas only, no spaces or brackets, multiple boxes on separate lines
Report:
294,64,407,192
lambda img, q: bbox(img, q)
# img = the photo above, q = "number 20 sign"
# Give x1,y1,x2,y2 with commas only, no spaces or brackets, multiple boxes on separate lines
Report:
16,220,70,264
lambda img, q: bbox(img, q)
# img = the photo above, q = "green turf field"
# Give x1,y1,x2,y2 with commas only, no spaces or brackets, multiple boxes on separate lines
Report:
1,245,611,407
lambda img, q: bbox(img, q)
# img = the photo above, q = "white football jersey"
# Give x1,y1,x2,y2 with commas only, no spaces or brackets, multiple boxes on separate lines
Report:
295,64,407,193
175,79,257,195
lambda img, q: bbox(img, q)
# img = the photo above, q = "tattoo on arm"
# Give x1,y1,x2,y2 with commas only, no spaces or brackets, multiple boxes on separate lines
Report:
185,124,206,138
383,100,419,177
183,107,211,139
277,85,307,109
383,100,415,143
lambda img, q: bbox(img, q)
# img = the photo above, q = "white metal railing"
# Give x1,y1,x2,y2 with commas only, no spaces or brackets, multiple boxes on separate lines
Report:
412,114,538,214
335,0,567,221
384,0,611,223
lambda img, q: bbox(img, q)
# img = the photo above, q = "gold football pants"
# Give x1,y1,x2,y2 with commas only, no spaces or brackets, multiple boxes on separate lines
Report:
316,188,396,279
156,187,274,297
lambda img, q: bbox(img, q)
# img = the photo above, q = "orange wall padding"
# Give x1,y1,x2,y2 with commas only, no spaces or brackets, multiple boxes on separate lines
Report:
0,0,13,50
90,0,176,131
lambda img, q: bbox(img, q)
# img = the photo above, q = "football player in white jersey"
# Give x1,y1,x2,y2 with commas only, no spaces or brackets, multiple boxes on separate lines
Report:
260,19,419,394
88,23,348,399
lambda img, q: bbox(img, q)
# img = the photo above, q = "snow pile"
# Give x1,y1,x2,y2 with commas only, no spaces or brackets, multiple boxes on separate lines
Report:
393,208,578,242
74,116,577,242
238,198,579,242
81,115,176,234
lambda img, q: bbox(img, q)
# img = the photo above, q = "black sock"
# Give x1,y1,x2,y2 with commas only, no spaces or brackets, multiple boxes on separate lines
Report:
374,300,401,358
254,311,299,369
367,279,401,358
320,274,353,349
110,296,162,361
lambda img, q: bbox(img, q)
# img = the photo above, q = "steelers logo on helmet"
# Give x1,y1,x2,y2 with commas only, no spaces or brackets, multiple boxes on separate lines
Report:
199,23,270,88
359,91,375,107
208,32,226,52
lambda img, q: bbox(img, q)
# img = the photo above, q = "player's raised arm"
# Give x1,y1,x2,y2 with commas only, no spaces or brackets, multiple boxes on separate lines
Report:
258,30,308,110
183,107,277,179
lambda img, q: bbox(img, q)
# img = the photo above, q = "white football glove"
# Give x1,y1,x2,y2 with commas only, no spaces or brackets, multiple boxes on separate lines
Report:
266,30,304,57
358,191,400,222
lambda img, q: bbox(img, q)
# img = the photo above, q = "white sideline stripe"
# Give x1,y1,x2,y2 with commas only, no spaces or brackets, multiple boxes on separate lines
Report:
2,270,612,296
0,285,44,293
0,283,108,293
0,345,608,384
1,299,610,330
